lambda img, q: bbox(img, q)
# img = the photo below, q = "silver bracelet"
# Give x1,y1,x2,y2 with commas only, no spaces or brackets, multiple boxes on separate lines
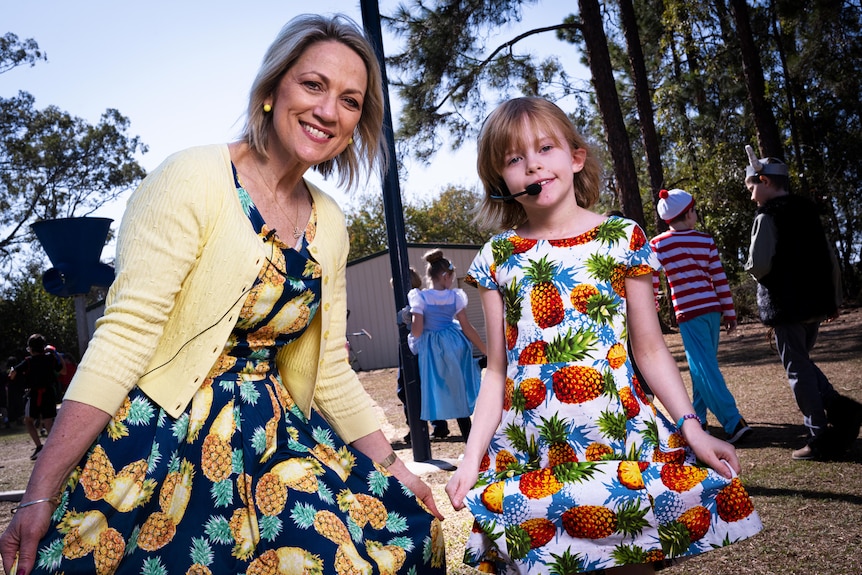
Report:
10,496,61,515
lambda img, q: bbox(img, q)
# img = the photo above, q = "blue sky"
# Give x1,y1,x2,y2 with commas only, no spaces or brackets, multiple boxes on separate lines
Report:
3,1,587,255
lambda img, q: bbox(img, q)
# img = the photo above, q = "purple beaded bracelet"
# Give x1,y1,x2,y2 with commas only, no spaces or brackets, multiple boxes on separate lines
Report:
676,413,703,430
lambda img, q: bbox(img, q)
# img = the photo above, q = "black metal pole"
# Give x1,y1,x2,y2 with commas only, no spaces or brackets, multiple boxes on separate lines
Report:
359,0,431,462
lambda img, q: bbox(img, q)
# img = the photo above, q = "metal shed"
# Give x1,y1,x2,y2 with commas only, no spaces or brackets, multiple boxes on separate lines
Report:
345,243,486,371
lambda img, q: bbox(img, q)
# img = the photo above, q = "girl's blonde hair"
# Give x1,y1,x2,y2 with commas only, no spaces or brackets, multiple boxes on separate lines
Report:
240,13,386,190
474,97,601,231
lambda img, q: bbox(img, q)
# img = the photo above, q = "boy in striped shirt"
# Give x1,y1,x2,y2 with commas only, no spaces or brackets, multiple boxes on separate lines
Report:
650,188,752,444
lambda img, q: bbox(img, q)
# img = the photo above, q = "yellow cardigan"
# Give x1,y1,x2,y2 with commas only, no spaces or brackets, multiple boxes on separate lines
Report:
64,145,379,443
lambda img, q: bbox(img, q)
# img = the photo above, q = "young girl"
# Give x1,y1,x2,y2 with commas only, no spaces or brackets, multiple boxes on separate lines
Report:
446,98,762,574
409,249,487,440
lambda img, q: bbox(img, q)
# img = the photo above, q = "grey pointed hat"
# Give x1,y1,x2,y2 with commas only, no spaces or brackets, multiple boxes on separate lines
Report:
745,145,789,178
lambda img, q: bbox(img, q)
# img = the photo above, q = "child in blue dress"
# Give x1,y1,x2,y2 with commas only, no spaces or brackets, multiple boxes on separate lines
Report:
446,97,762,574
408,249,487,440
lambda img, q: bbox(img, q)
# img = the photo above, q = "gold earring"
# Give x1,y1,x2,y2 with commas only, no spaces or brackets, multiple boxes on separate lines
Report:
263,103,272,113
348,137,354,144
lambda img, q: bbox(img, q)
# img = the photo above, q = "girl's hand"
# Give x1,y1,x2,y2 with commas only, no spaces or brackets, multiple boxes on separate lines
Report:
0,501,56,575
683,427,740,478
446,463,480,511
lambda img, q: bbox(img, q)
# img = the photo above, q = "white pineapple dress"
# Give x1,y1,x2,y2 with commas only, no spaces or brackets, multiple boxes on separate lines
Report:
461,216,762,574
31,173,445,575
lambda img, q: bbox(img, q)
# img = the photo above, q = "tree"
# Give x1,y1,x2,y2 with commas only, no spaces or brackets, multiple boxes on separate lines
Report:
1,35,147,280
346,185,487,259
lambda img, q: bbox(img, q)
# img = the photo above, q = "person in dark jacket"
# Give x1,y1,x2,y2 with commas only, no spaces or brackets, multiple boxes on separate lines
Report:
8,334,63,459
743,145,862,460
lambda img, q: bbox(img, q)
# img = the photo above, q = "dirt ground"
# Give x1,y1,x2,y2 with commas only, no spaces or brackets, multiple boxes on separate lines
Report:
2,306,861,574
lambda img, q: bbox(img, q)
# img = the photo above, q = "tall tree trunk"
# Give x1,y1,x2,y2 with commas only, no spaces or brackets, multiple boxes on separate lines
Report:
618,0,666,233
578,0,646,227
728,0,784,158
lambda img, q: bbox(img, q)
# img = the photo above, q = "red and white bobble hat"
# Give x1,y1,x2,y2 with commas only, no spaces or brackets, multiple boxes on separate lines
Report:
656,188,694,222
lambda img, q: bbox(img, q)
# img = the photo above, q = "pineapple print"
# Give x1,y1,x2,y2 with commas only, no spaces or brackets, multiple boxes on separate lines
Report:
480,481,504,513
618,387,641,419
246,547,324,575
571,284,619,325
585,442,613,461
518,327,597,365
187,380,214,443
539,414,579,466
617,461,648,490
186,537,215,575
524,256,565,328
606,343,627,369
337,489,388,529
229,506,261,560
502,279,524,350
716,478,755,522
660,464,709,492
506,517,556,559
429,517,446,568
561,505,617,539
57,509,125,575
106,397,131,440
365,540,407,575
138,459,195,551
80,445,157,512
494,449,518,474
272,457,325,492
259,382,284,464
513,377,545,412
552,365,605,404
518,468,563,500
201,400,237,483
309,429,356,482
255,472,288,516
274,290,317,334
585,253,627,298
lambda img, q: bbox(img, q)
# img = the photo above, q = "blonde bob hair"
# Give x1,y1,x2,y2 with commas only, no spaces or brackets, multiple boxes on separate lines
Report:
474,97,601,231
240,14,386,189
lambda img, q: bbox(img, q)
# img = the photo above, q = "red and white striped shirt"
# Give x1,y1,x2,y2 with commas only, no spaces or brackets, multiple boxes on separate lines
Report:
650,229,736,323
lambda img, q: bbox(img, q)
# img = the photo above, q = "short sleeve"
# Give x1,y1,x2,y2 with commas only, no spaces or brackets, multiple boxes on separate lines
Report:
625,221,661,277
407,288,425,314
453,288,469,313
466,239,498,290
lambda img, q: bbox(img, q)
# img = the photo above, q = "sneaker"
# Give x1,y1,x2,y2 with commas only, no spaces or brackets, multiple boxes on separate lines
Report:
727,419,753,444
30,445,43,460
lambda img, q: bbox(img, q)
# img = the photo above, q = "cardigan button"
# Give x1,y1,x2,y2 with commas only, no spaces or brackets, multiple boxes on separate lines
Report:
324,303,330,311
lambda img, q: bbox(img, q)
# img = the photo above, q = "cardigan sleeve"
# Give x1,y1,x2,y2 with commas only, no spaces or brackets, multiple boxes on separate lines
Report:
64,149,215,415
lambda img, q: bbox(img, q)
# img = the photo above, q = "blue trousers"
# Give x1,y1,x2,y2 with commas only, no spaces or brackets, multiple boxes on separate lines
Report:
679,313,742,434
773,321,838,438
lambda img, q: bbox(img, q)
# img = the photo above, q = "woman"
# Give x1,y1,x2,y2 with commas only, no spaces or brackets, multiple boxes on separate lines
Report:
1,14,444,575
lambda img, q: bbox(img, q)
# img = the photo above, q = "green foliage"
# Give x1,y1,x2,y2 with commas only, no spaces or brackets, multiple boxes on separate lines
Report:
1,35,148,281
0,273,78,361
384,0,862,304
345,184,487,260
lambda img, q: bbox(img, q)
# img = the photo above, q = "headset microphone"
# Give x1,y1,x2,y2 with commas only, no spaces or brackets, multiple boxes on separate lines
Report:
489,183,543,201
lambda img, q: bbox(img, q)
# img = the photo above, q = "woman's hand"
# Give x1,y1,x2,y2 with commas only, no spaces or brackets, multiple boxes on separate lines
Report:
683,426,740,478
388,462,444,520
0,500,57,575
